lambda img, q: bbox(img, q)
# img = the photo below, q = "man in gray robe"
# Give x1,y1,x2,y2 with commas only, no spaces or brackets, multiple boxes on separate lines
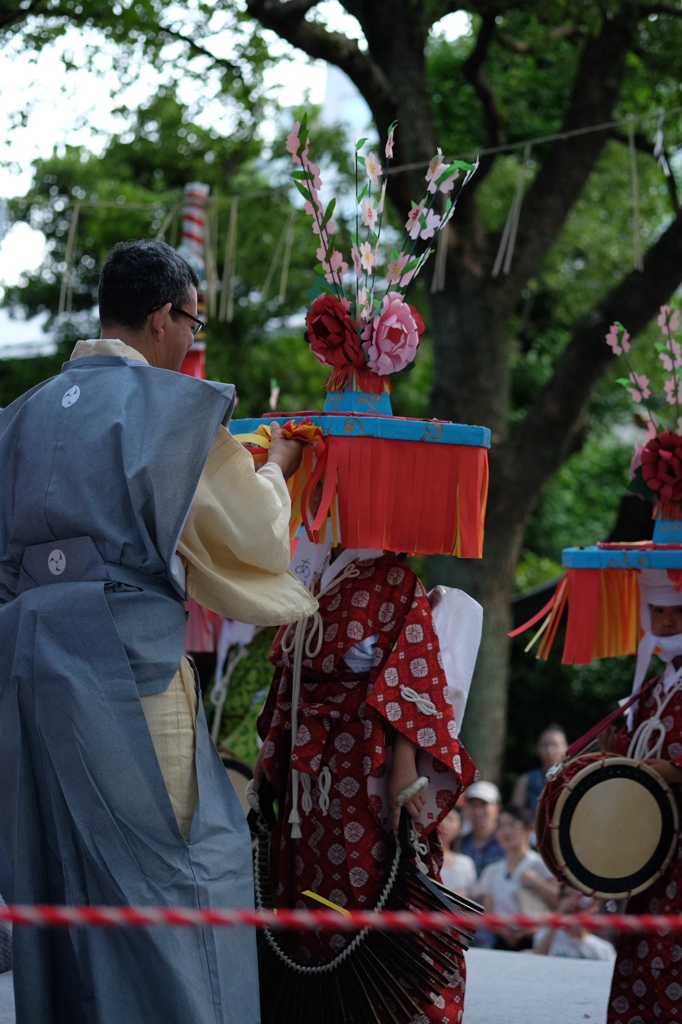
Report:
0,239,316,1024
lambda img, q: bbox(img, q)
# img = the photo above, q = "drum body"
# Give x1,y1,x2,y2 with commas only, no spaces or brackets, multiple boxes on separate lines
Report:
535,753,679,899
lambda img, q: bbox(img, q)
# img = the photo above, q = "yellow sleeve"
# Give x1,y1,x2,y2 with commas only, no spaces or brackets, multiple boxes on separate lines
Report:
177,426,317,626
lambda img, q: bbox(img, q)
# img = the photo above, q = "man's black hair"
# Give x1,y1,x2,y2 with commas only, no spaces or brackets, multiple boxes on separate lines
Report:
500,804,534,828
98,239,199,332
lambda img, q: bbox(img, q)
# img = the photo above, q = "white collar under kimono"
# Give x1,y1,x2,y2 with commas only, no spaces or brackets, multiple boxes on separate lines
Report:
70,338,148,363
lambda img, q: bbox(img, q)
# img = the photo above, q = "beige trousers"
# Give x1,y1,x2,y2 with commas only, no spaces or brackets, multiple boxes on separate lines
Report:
139,658,199,840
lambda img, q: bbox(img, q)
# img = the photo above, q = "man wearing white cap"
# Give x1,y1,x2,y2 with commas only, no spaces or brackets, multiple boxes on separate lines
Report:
601,568,682,1024
459,780,505,876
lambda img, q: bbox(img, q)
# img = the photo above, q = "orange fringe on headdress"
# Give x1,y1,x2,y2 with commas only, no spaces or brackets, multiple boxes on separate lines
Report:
511,568,640,664
234,422,489,558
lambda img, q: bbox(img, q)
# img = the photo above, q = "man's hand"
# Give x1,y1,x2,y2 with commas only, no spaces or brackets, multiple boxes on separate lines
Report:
598,724,618,753
388,734,425,831
266,421,305,480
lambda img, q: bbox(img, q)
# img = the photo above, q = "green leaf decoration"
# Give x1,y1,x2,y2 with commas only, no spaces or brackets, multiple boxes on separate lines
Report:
291,169,316,181
357,183,369,202
435,166,458,186
293,179,313,201
450,159,477,173
320,197,336,230
356,138,368,150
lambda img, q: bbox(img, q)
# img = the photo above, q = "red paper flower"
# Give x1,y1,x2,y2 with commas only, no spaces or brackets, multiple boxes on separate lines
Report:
305,294,364,371
640,431,682,515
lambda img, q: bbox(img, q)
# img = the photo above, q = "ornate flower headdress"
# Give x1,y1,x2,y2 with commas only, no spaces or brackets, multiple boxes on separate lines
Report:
607,305,682,519
286,115,477,394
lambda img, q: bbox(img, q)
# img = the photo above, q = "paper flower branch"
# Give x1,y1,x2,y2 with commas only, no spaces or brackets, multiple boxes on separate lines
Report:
286,115,477,394
607,305,682,518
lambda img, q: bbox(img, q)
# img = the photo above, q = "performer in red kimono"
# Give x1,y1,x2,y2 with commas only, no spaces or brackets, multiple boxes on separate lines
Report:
254,543,477,1024
601,569,682,1024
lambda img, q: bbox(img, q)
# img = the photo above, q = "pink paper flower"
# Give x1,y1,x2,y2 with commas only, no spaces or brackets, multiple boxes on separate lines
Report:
304,198,322,218
605,323,630,355
427,155,459,195
406,200,426,240
426,150,445,185
324,249,348,283
658,305,680,335
419,209,441,240
312,217,336,237
357,286,370,327
361,198,378,231
664,378,682,405
365,151,382,186
361,292,424,375
351,243,362,280
386,253,409,284
627,372,650,403
286,122,302,164
302,159,322,190
305,294,364,371
385,125,395,159
359,241,375,272
660,340,682,372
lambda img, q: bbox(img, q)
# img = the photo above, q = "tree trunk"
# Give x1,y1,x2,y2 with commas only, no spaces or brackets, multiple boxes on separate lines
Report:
429,450,527,781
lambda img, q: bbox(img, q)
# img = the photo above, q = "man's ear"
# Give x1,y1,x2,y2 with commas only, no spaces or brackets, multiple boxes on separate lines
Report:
149,302,172,340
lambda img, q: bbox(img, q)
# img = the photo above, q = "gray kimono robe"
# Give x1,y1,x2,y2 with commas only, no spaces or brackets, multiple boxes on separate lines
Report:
0,354,260,1024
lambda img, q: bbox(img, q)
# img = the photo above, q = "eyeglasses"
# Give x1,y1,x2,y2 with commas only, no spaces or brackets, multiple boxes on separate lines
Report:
148,304,205,338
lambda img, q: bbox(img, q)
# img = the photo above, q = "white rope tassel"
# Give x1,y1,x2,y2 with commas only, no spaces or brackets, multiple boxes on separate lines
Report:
285,563,362,837
628,677,682,761
318,766,332,815
399,686,437,716
300,772,313,814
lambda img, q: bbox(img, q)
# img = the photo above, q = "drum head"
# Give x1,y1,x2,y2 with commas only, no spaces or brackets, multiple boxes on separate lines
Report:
551,757,679,899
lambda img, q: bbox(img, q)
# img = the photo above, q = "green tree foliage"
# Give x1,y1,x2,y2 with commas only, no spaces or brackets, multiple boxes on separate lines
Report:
1,89,357,413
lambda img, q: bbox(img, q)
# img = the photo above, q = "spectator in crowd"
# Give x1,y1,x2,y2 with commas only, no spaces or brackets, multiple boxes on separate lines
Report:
511,724,568,816
477,804,560,951
533,886,616,960
439,805,477,900
459,780,505,876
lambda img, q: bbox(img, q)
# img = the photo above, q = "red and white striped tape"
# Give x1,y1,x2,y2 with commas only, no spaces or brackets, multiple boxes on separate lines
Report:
0,904,681,935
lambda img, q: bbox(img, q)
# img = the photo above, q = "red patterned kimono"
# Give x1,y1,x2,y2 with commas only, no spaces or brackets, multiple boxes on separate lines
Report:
257,552,476,1024
608,677,682,1024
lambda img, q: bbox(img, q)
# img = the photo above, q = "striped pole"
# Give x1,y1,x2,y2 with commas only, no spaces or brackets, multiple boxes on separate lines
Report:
177,182,210,379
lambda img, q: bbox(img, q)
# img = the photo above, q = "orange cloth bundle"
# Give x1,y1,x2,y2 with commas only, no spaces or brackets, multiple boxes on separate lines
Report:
233,419,327,541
